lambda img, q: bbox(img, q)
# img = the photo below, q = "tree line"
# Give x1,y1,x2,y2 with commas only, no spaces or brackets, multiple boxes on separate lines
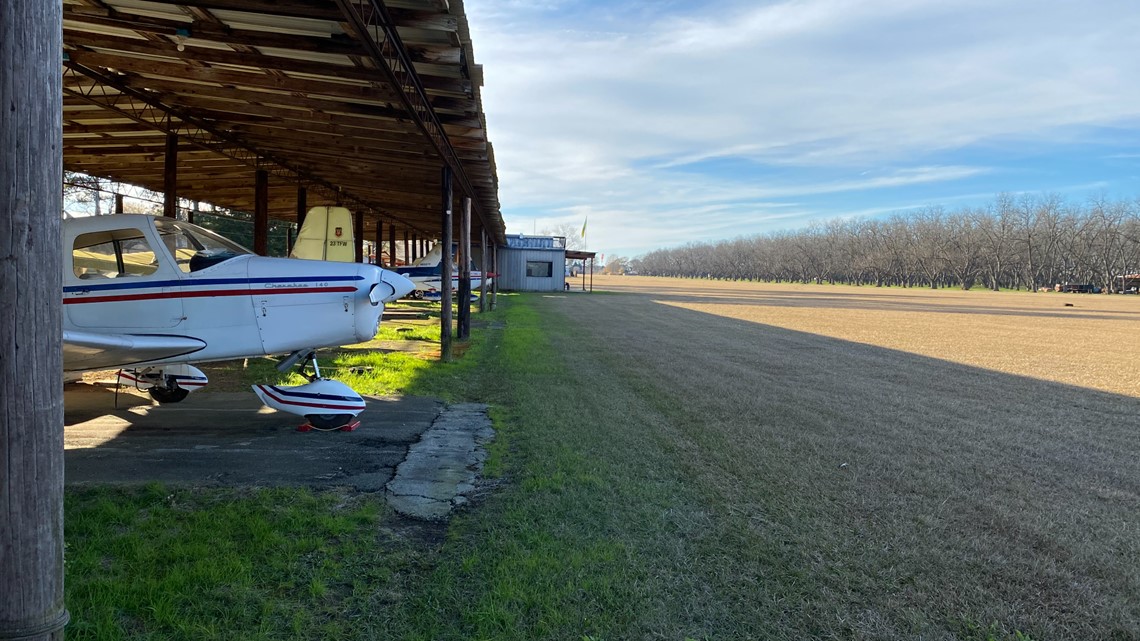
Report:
631,194,1140,292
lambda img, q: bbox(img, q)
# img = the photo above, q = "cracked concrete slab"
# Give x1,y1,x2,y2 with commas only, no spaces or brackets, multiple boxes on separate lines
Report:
386,403,495,520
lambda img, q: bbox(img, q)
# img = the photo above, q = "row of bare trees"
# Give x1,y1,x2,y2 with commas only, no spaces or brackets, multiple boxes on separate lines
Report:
633,194,1140,292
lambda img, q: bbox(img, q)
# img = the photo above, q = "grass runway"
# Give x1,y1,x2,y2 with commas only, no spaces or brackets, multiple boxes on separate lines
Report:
65,283,1140,640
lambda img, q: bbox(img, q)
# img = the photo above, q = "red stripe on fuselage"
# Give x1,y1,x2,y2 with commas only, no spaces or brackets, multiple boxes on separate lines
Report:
63,286,356,305
254,385,365,412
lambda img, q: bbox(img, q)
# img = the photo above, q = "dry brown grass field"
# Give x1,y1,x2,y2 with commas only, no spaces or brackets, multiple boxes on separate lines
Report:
594,275,1140,397
534,276,1140,638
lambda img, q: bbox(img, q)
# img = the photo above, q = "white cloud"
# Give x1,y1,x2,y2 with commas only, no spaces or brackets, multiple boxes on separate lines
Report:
466,0,1140,255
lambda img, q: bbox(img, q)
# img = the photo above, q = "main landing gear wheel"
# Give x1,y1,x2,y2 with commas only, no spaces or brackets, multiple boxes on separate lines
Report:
411,290,424,300
148,385,189,404
304,414,354,430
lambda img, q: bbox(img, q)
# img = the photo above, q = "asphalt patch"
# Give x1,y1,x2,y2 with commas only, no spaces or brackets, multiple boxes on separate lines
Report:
64,386,441,490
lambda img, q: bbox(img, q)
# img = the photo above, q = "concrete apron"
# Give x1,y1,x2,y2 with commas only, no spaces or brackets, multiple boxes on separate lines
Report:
64,388,495,519
385,403,494,520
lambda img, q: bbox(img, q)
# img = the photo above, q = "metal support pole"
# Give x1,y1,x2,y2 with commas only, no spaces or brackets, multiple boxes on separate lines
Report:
254,168,268,255
458,197,471,340
163,131,178,218
1,0,68,637
440,167,454,362
114,192,124,214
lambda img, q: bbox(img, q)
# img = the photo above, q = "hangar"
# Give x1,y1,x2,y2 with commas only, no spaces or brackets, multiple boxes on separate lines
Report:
4,1,505,637
61,0,504,250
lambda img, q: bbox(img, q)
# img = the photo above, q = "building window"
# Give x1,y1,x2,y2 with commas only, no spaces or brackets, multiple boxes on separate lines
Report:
526,260,553,278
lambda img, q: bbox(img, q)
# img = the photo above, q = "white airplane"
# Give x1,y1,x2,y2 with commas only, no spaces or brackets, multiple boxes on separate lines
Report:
394,242,487,301
63,214,415,429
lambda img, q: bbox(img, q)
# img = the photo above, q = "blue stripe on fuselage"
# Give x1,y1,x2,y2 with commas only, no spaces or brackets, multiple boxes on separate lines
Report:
63,274,364,294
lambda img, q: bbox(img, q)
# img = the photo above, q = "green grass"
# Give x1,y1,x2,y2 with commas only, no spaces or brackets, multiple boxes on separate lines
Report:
66,485,425,641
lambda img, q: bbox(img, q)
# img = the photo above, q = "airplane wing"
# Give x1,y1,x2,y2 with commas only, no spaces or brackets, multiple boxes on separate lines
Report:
63,330,207,372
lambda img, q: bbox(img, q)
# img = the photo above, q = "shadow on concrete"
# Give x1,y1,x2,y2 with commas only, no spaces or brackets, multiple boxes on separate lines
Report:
65,384,441,491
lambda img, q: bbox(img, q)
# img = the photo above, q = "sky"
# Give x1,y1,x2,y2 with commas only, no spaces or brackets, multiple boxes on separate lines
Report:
463,0,1140,259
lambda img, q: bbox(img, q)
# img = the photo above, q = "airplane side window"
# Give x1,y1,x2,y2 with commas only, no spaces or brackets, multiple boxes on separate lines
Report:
118,238,159,277
153,218,251,272
73,230,158,279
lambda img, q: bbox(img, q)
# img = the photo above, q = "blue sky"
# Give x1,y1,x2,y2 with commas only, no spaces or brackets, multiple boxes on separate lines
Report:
464,0,1140,258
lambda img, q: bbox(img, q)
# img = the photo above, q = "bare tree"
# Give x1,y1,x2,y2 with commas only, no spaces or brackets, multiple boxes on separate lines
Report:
540,222,586,251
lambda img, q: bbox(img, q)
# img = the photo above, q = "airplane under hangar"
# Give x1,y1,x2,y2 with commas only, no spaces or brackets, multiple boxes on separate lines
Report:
2,2,507,633
60,0,507,360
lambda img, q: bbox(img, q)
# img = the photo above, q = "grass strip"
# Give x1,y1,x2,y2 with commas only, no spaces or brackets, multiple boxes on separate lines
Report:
66,486,426,640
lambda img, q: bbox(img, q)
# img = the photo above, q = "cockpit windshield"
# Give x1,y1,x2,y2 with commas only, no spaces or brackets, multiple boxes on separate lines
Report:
153,218,253,273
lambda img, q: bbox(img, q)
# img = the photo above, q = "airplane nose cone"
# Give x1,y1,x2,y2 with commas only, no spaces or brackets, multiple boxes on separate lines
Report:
369,269,416,304
386,270,416,301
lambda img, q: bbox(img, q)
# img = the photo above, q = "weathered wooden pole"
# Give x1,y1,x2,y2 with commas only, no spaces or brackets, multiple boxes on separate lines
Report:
479,229,488,313
411,234,419,262
163,132,178,218
374,218,384,265
457,197,472,340
403,229,410,266
440,167,453,362
388,223,396,267
491,245,499,310
114,192,124,214
253,168,268,255
1,1,68,638
353,209,364,263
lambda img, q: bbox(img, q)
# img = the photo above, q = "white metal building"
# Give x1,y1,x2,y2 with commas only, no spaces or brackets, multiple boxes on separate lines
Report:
496,235,567,291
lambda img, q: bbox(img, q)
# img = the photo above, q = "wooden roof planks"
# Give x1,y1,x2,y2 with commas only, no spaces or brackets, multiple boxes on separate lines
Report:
63,0,503,243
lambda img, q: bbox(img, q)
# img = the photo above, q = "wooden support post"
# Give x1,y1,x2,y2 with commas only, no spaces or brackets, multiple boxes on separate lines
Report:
163,131,178,218
493,246,500,310
479,229,488,313
412,234,419,262
114,192,124,214
286,225,294,254
188,200,197,224
254,169,268,255
296,185,307,229
354,210,364,263
374,219,384,265
388,223,397,267
458,198,472,340
1,1,68,638
440,167,454,362
404,229,410,266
